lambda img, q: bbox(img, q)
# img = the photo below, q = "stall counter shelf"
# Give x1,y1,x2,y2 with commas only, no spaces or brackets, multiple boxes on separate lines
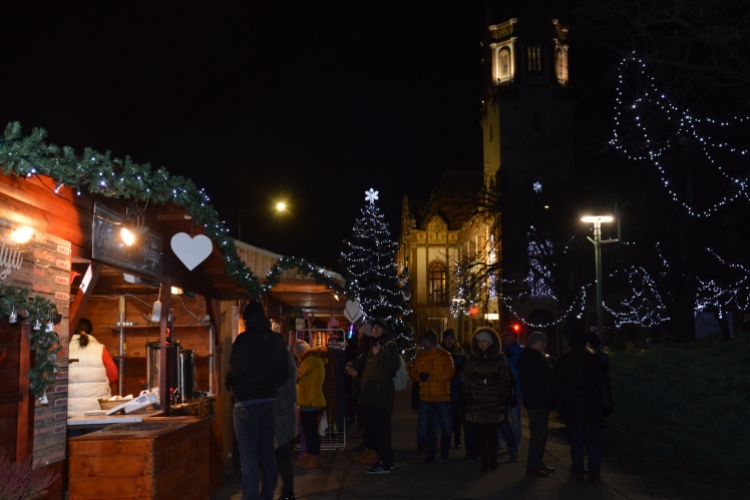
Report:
68,416,211,500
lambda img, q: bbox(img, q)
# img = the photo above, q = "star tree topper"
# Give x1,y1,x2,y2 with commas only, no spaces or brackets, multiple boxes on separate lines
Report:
365,188,379,205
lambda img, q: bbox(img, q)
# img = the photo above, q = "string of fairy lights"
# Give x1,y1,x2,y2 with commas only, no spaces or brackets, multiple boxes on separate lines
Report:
611,55,750,218
340,189,412,346
695,249,750,315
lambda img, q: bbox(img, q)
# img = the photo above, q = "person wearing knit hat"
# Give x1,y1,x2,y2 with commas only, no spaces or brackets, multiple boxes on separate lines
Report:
358,316,401,474
463,327,511,472
527,331,548,348
370,317,387,331
294,340,311,357
409,329,455,463
226,300,290,498
517,330,553,478
440,328,466,450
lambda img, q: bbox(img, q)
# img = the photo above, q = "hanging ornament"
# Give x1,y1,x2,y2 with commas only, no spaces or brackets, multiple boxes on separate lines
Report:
343,300,363,323
8,307,17,324
170,233,213,271
39,391,48,405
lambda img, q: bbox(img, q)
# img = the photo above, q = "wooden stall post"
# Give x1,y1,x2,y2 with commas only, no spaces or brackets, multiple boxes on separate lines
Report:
219,301,235,476
158,278,171,415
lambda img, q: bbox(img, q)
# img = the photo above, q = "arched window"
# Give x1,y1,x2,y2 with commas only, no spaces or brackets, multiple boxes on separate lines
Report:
428,261,447,304
498,48,511,83
555,46,568,85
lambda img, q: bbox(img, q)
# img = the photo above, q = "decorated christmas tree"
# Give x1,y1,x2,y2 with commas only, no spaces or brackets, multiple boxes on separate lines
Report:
341,188,412,348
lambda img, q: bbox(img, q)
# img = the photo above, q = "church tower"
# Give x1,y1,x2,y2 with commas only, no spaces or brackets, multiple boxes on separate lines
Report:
480,12,573,329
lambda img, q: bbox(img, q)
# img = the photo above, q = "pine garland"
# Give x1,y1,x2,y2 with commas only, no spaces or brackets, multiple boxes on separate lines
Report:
0,284,61,396
0,122,345,395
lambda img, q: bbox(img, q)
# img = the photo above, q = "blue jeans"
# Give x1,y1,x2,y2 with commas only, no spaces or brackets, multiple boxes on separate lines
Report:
496,411,517,451
567,423,602,474
498,398,522,448
234,402,277,500
418,401,453,458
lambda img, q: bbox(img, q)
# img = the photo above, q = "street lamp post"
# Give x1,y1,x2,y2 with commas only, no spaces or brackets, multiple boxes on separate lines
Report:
581,215,615,339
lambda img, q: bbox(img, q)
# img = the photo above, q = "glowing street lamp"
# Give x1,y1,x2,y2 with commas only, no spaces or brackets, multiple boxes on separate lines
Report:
275,202,287,212
581,215,615,339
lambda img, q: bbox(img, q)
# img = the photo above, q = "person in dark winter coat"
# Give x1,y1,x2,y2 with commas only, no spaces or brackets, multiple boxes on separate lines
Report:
357,318,401,474
462,327,511,472
275,349,298,500
441,328,466,449
517,331,554,479
554,328,607,485
226,302,290,500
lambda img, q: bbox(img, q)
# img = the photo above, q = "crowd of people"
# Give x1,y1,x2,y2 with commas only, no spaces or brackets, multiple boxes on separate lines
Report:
226,301,612,500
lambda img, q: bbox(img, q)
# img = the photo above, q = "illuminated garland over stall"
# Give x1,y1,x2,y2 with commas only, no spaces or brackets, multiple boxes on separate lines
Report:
0,122,345,394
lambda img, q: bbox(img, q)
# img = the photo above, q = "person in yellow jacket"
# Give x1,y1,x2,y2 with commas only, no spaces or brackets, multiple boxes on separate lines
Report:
409,329,455,463
294,340,327,470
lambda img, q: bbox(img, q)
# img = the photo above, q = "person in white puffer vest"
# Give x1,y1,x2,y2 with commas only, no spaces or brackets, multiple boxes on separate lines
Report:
67,318,119,418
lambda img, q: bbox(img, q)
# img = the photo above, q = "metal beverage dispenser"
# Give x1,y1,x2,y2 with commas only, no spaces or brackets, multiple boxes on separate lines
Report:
179,350,196,402
145,340,182,398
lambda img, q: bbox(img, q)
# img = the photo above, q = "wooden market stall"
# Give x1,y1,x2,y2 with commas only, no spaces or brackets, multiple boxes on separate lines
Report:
0,161,350,499
0,169,237,499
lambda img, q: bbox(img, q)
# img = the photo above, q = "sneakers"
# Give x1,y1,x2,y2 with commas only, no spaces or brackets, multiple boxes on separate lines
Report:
365,462,393,474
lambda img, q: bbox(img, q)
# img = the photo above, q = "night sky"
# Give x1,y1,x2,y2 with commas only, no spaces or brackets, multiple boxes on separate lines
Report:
1,2,490,270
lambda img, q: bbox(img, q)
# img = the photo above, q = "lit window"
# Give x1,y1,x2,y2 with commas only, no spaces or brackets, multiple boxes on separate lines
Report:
527,45,541,73
498,48,511,82
556,46,568,85
428,262,447,304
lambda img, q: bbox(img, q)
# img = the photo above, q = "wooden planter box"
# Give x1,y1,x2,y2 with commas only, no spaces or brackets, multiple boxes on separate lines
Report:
68,417,210,500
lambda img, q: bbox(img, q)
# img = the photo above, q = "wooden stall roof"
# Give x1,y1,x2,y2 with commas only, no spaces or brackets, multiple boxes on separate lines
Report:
233,240,347,318
0,173,346,310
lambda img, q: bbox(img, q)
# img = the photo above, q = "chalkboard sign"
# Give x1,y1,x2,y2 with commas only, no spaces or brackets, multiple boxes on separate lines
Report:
92,203,162,278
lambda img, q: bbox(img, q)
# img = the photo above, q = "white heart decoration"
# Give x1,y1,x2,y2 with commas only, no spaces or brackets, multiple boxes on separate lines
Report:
343,300,363,323
170,233,213,271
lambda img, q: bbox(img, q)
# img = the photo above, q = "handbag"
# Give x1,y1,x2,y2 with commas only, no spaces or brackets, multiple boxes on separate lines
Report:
318,412,328,436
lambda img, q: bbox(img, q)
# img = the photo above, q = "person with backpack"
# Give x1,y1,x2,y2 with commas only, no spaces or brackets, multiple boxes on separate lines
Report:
409,329,455,464
357,317,401,474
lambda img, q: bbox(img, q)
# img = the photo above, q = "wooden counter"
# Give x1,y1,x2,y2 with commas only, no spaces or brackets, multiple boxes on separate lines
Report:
68,416,210,500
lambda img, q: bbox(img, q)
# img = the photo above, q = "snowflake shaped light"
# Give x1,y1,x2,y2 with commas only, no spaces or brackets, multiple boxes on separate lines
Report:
533,181,542,194
365,188,379,205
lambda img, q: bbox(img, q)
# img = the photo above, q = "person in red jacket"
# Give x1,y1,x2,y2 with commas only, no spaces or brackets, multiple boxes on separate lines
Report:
409,329,455,463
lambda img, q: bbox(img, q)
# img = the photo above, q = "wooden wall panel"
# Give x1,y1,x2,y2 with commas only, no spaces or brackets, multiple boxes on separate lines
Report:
81,294,214,399
69,419,210,500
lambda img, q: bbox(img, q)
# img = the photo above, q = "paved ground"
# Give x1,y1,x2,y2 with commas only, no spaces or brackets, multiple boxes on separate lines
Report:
213,383,747,499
